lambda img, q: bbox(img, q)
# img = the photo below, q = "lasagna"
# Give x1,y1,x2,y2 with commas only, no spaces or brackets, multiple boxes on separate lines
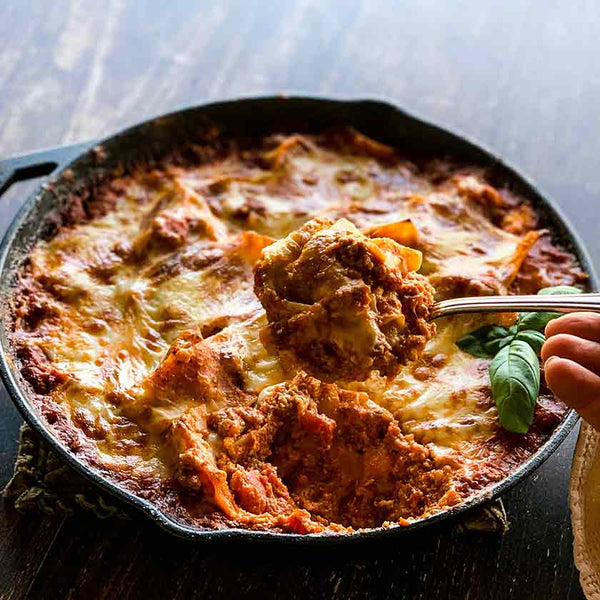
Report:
254,216,436,382
8,128,586,533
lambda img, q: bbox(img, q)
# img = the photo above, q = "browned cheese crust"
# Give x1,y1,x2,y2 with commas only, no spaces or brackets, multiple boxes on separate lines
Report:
8,127,587,533
254,217,435,382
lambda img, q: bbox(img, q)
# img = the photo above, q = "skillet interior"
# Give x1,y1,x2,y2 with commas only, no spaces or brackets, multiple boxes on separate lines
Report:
0,96,595,543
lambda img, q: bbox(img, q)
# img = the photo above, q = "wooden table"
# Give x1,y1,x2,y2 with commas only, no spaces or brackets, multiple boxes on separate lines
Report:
1,1,599,598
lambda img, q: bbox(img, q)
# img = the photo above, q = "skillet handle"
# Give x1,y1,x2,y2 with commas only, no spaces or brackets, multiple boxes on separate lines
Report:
0,141,92,197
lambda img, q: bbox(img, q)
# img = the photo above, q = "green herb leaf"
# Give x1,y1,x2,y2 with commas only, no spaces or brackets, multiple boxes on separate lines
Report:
456,326,495,358
489,339,540,434
537,285,582,296
514,330,545,354
487,325,511,340
483,335,514,355
455,285,580,434
457,324,519,358
517,285,581,332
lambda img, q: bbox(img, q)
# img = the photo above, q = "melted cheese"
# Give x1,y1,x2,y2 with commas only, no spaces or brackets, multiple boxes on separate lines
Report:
381,318,497,449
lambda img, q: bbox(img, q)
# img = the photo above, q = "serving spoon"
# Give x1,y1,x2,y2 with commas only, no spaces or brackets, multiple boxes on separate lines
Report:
430,293,600,320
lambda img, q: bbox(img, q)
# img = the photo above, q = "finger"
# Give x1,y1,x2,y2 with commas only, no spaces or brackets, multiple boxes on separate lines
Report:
544,356,600,430
545,312,600,342
541,333,600,376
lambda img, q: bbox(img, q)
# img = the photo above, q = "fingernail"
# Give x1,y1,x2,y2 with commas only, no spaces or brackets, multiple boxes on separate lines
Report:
544,356,558,368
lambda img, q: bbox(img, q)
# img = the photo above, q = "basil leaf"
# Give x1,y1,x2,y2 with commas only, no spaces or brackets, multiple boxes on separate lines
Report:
514,330,545,354
538,285,582,296
517,285,581,332
489,339,540,434
456,326,495,358
457,324,519,358
487,326,511,340
483,335,514,355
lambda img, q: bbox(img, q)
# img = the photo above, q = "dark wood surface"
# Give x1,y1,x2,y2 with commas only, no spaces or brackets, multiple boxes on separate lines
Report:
1,1,599,598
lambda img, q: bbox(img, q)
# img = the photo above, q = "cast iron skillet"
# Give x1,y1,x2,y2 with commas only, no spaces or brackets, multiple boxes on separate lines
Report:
0,96,596,544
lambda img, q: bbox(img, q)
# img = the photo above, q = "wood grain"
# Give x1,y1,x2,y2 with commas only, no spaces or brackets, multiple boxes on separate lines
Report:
0,504,64,600
1,0,599,598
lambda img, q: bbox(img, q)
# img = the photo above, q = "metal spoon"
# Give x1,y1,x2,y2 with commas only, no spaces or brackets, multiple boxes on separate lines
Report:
430,293,600,320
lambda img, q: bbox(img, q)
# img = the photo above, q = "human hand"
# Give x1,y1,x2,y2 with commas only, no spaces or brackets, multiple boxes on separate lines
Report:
542,313,600,430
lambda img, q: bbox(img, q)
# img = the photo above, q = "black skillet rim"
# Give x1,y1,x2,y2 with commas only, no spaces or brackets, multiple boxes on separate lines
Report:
0,95,595,544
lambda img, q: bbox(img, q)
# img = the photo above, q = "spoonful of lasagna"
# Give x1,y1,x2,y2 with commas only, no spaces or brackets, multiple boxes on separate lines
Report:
253,217,436,382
